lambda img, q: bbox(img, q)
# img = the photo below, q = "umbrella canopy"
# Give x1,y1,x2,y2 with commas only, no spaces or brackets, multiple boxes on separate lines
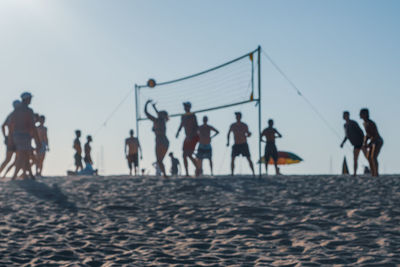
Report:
259,151,303,165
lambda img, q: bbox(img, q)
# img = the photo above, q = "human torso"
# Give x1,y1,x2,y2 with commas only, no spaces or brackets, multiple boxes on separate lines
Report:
198,124,212,145
364,120,380,142
345,120,364,145
84,142,91,158
182,113,198,138
126,137,139,155
9,105,34,134
74,138,82,154
262,127,276,143
37,126,47,143
231,122,248,144
153,118,166,136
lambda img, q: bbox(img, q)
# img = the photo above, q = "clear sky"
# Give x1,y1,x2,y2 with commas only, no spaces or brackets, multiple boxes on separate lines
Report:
0,0,399,176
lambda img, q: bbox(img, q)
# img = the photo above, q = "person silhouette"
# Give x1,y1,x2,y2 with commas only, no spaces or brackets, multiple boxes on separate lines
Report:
360,108,383,177
125,129,142,176
261,119,282,175
197,115,219,176
73,130,83,172
145,100,169,177
227,112,255,176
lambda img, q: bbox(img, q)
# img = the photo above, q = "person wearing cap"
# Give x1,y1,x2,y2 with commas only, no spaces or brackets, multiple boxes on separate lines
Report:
9,92,40,179
227,112,255,176
176,101,200,176
0,100,21,177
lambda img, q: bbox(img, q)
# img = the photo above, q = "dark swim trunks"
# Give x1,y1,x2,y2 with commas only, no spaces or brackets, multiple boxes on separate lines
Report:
232,143,250,157
197,144,212,159
74,153,82,166
183,135,199,154
127,153,139,168
13,132,32,151
265,141,278,163
5,137,16,152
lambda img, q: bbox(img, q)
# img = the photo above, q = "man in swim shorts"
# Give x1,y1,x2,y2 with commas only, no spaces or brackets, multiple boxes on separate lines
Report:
197,115,219,176
125,129,142,176
227,112,255,176
176,102,199,176
340,111,366,176
261,119,282,175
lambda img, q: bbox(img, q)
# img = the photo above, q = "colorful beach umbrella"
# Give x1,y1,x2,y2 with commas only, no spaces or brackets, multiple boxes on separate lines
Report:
259,151,303,165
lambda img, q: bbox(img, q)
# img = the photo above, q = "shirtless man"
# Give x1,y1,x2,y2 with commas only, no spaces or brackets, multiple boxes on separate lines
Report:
8,92,40,179
176,102,199,176
261,119,282,175
84,135,93,166
0,100,20,177
73,130,83,172
340,111,366,176
125,129,142,176
360,108,383,177
36,115,49,176
227,112,255,176
197,116,219,176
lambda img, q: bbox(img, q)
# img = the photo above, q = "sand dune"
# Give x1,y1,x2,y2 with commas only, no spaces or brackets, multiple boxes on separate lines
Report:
0,175,399,266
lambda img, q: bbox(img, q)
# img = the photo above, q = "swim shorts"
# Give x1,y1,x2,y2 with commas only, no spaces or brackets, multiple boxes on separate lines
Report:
197,144,212,159
13,132,32,151
183,135,199,154
265,141,278,163
232,143,250,157
127,153,139,168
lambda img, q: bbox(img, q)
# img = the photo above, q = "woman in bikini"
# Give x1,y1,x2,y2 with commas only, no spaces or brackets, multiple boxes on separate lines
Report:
144,100,169,177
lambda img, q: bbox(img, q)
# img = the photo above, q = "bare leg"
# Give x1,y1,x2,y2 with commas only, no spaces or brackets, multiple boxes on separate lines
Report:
353,148,361,176
209,159,213,176
198,159,203,176
264,162,268,176
274,161,280,175
183,153,189,176
12,152,24,179
156,144,168,177
0,151,13,176
246,157,255,176
231,156,236,176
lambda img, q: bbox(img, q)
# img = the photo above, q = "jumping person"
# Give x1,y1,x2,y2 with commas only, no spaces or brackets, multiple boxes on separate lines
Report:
0,100,20,177
169,152,180,176
360,108,383,177
73,130,83,172
176,102,199,176
9,92,40,179
261,119,282,175
227,112,255,176
144,99,169,177
36,115,49,176
340,111,366,176
125,129,142,176
197,116,219,176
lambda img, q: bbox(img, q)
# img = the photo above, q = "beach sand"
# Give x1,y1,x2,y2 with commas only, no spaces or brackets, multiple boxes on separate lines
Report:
0,175,399,266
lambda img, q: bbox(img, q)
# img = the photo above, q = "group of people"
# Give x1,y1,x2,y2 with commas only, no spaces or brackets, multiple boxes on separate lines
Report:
340,108,383,177
142,100,284,178
0,92,49,179
71,130,97,175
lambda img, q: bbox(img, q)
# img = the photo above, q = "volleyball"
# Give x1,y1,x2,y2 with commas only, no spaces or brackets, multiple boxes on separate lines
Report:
147,79,156,88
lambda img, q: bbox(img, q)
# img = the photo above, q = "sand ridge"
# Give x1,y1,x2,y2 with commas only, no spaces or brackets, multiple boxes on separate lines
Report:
0,175,399,266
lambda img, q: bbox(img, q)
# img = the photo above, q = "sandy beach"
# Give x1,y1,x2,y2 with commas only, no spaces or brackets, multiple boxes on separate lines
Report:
0,175,399,266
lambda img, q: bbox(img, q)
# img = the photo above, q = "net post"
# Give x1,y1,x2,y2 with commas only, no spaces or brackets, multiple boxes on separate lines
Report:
135,84,140,173
257,46,262,178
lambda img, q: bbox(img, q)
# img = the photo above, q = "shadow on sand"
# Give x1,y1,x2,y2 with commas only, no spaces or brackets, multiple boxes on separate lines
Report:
15,180,77,211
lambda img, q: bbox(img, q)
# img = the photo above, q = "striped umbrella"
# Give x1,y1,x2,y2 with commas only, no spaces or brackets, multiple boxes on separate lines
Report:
259,151,303,165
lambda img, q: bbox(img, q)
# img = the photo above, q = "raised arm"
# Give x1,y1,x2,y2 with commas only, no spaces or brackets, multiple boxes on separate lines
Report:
144,100,156,121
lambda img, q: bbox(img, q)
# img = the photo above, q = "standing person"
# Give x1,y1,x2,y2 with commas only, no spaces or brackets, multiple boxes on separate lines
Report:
360,108,383,177
73,130,83,172
144,100,169,177
0,100,20,177
8,92,40,179
169,152,180,176
125,129,142,176
36,115,49,176
227,112,255,176
261,119,282,175
197,115,219,176
176,102,199,176
84,135,93,166
340,111,366,176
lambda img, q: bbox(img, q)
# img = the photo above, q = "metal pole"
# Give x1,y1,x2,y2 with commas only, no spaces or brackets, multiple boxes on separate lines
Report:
257,46,262,178
135,84,140,173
